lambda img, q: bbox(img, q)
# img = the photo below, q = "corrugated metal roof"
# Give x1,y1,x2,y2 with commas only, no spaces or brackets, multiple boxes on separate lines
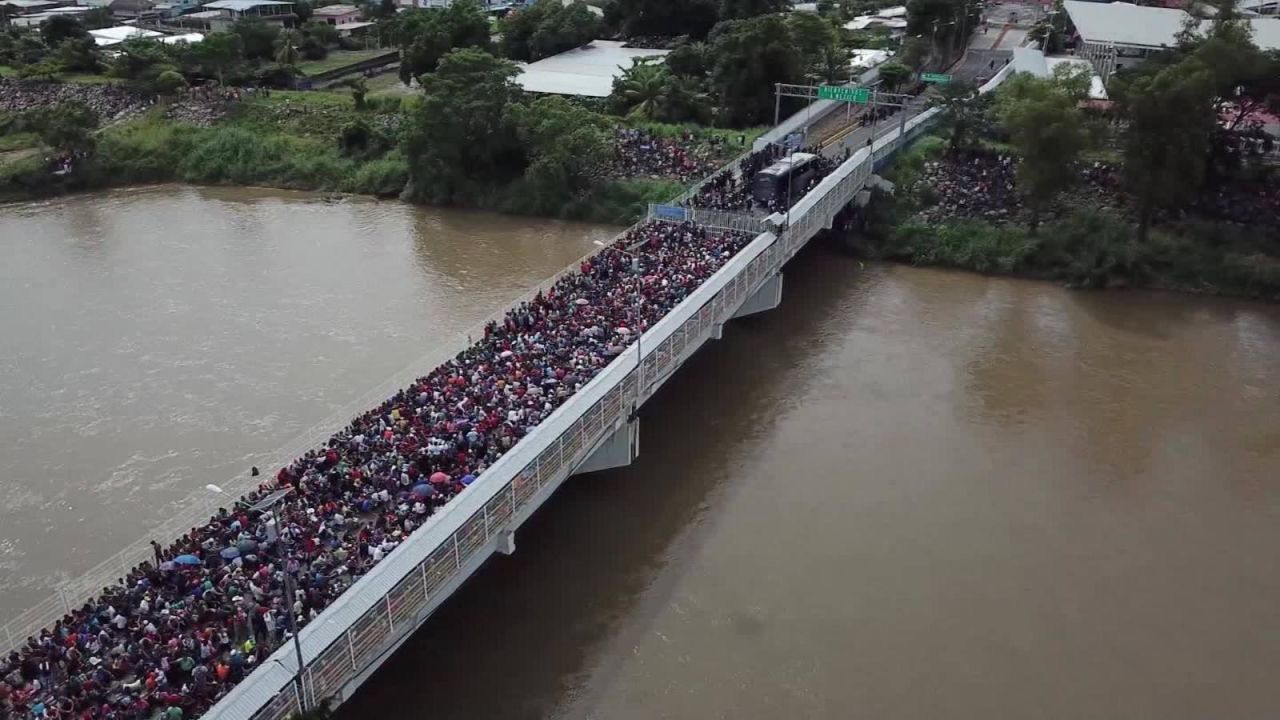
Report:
1065,0,1280,50
516,40,670,98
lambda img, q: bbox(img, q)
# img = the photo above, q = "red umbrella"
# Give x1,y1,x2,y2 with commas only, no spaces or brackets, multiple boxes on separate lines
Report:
429,472,450,485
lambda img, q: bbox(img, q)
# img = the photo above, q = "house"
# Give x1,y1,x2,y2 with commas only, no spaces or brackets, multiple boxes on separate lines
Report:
1011,46,1108,99
105,0,158,19
0,0,69,14
312,3,359,23
200,0,295,23
1064,0,1280,77
843,5,909,37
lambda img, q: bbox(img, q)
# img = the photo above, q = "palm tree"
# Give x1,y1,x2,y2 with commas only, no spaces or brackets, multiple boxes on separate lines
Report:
615,57,669,121
274,29,301,66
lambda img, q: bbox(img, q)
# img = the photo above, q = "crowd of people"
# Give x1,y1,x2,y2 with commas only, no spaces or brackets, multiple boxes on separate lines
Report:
686,142,844,214
910,149,1021,223
0,220,751,720
0,80,148,125
609,128,724,182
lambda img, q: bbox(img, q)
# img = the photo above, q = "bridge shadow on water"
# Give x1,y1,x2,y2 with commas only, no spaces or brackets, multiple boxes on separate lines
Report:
338,236,860,720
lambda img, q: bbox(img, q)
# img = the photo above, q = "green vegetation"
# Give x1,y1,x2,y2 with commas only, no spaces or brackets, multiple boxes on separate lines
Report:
499,0,601,62
857,8,1280,300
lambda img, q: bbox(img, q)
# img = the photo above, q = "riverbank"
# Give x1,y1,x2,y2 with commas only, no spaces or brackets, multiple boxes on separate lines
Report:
0,83,714,225
845,136,1280,301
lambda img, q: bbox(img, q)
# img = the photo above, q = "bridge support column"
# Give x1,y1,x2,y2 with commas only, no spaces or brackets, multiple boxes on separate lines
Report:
576,420,640,474
732,273,783,319
496,530,516,556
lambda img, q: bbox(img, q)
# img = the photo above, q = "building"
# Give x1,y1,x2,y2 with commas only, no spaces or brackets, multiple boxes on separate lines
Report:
1064,0,1280,77
843,5,909,37
310,3,375,33
200,0,294,22
312,3,359,23
1011,46,1108,99
516,39,670,97
89,24,163,45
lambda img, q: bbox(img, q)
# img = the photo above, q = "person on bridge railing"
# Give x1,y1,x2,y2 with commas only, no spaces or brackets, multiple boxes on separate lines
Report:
0,219,753,720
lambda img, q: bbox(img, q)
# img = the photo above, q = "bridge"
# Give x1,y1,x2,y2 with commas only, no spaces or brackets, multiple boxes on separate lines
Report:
2,64,1015,720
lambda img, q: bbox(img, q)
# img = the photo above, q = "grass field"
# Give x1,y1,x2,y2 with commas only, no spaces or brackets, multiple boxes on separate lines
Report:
297,49,394,77
0,132,38,153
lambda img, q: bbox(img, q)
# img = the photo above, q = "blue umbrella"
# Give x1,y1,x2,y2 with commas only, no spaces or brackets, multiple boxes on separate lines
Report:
219,547,240,560
173,554,202,566
411,483,433,498
460,474,477,487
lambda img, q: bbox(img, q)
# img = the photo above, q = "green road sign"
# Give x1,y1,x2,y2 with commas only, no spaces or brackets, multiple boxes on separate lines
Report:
921,72,952,84
817,85,871,104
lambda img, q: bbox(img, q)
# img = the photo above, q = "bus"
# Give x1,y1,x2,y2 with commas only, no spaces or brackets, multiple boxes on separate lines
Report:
751,152,820,208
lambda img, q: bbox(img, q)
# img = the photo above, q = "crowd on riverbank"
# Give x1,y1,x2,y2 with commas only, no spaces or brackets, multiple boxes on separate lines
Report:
0,80,149,124
609,127,723,182
0,219,749,720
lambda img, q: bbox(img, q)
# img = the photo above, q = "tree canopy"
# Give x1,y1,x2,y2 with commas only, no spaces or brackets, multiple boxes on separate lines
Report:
615,0,719,38
500,0,602,62
392,0,492,83
708,15,803,126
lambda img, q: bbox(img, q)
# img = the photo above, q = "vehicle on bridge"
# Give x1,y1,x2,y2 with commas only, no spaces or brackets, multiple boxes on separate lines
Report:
751,152,820,208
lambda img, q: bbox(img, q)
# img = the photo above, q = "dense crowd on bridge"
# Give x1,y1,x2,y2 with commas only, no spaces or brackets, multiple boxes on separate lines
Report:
609,127,724,182
686,142,844,214
0,220,751,720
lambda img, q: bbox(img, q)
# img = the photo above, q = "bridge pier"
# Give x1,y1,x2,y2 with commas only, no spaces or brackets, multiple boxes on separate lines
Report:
732,272,783,319
495,530,516,556
576,419,640,474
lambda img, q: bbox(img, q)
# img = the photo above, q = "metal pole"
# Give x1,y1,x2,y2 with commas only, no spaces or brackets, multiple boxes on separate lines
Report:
274,510,308,711
773,83,782,129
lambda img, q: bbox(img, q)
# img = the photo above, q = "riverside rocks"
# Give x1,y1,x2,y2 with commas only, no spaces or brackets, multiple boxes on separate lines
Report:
0,79,149,123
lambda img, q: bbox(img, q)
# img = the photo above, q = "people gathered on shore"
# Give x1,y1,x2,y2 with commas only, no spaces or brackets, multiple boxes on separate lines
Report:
0,220,750,720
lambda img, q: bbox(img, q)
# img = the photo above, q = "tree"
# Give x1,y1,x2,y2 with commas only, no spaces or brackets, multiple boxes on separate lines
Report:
611,55,670,119
192,32,243,85
81,7,114,30
996,72,1091,233
234,18,281,61
40,15,88,47
401,48,526,203
615,0,719,38
56,36,99,72
508,94,612,212
30,101,98,154
719,0,785,20
1111,57,1217,242
294,0,314,23
275,29,301,65
500,0,600,62
664,41,707,77
340,75,368,110
877,60,910,90
306,20,340,47
786,12,834,78
393,0,491,82
930,78,986,151
153,68,188,95
708,15,803,126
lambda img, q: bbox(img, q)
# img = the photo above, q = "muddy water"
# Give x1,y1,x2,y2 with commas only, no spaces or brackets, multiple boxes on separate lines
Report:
343,241,1280,720
0,185,615,614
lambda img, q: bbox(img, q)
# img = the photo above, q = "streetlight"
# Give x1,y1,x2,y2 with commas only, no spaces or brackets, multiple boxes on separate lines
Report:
205,484,309,711
593,240,645,409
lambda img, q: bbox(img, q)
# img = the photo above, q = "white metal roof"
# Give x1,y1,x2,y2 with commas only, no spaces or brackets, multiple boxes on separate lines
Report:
203,0,292,9
312,3,358,14
1065,0,1280,50
90,25,162,45
849,48,891,69
516,40,670,97
159,32,205,43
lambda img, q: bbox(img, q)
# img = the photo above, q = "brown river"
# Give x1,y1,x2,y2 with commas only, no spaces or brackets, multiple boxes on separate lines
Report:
2,186,1279,718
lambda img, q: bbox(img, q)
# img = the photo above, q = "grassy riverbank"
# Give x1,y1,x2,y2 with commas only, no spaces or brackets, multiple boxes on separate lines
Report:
850,136,1280,301
0,88,726,225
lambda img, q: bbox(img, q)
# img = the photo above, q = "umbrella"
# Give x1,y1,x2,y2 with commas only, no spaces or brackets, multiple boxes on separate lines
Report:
500,350,514,358
219,547,241,560
411,483,433,498
615,327,632,335
236,539,258,554
429,472,450,485
574,298,589,305
460,474,477,486
173,554,202,566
